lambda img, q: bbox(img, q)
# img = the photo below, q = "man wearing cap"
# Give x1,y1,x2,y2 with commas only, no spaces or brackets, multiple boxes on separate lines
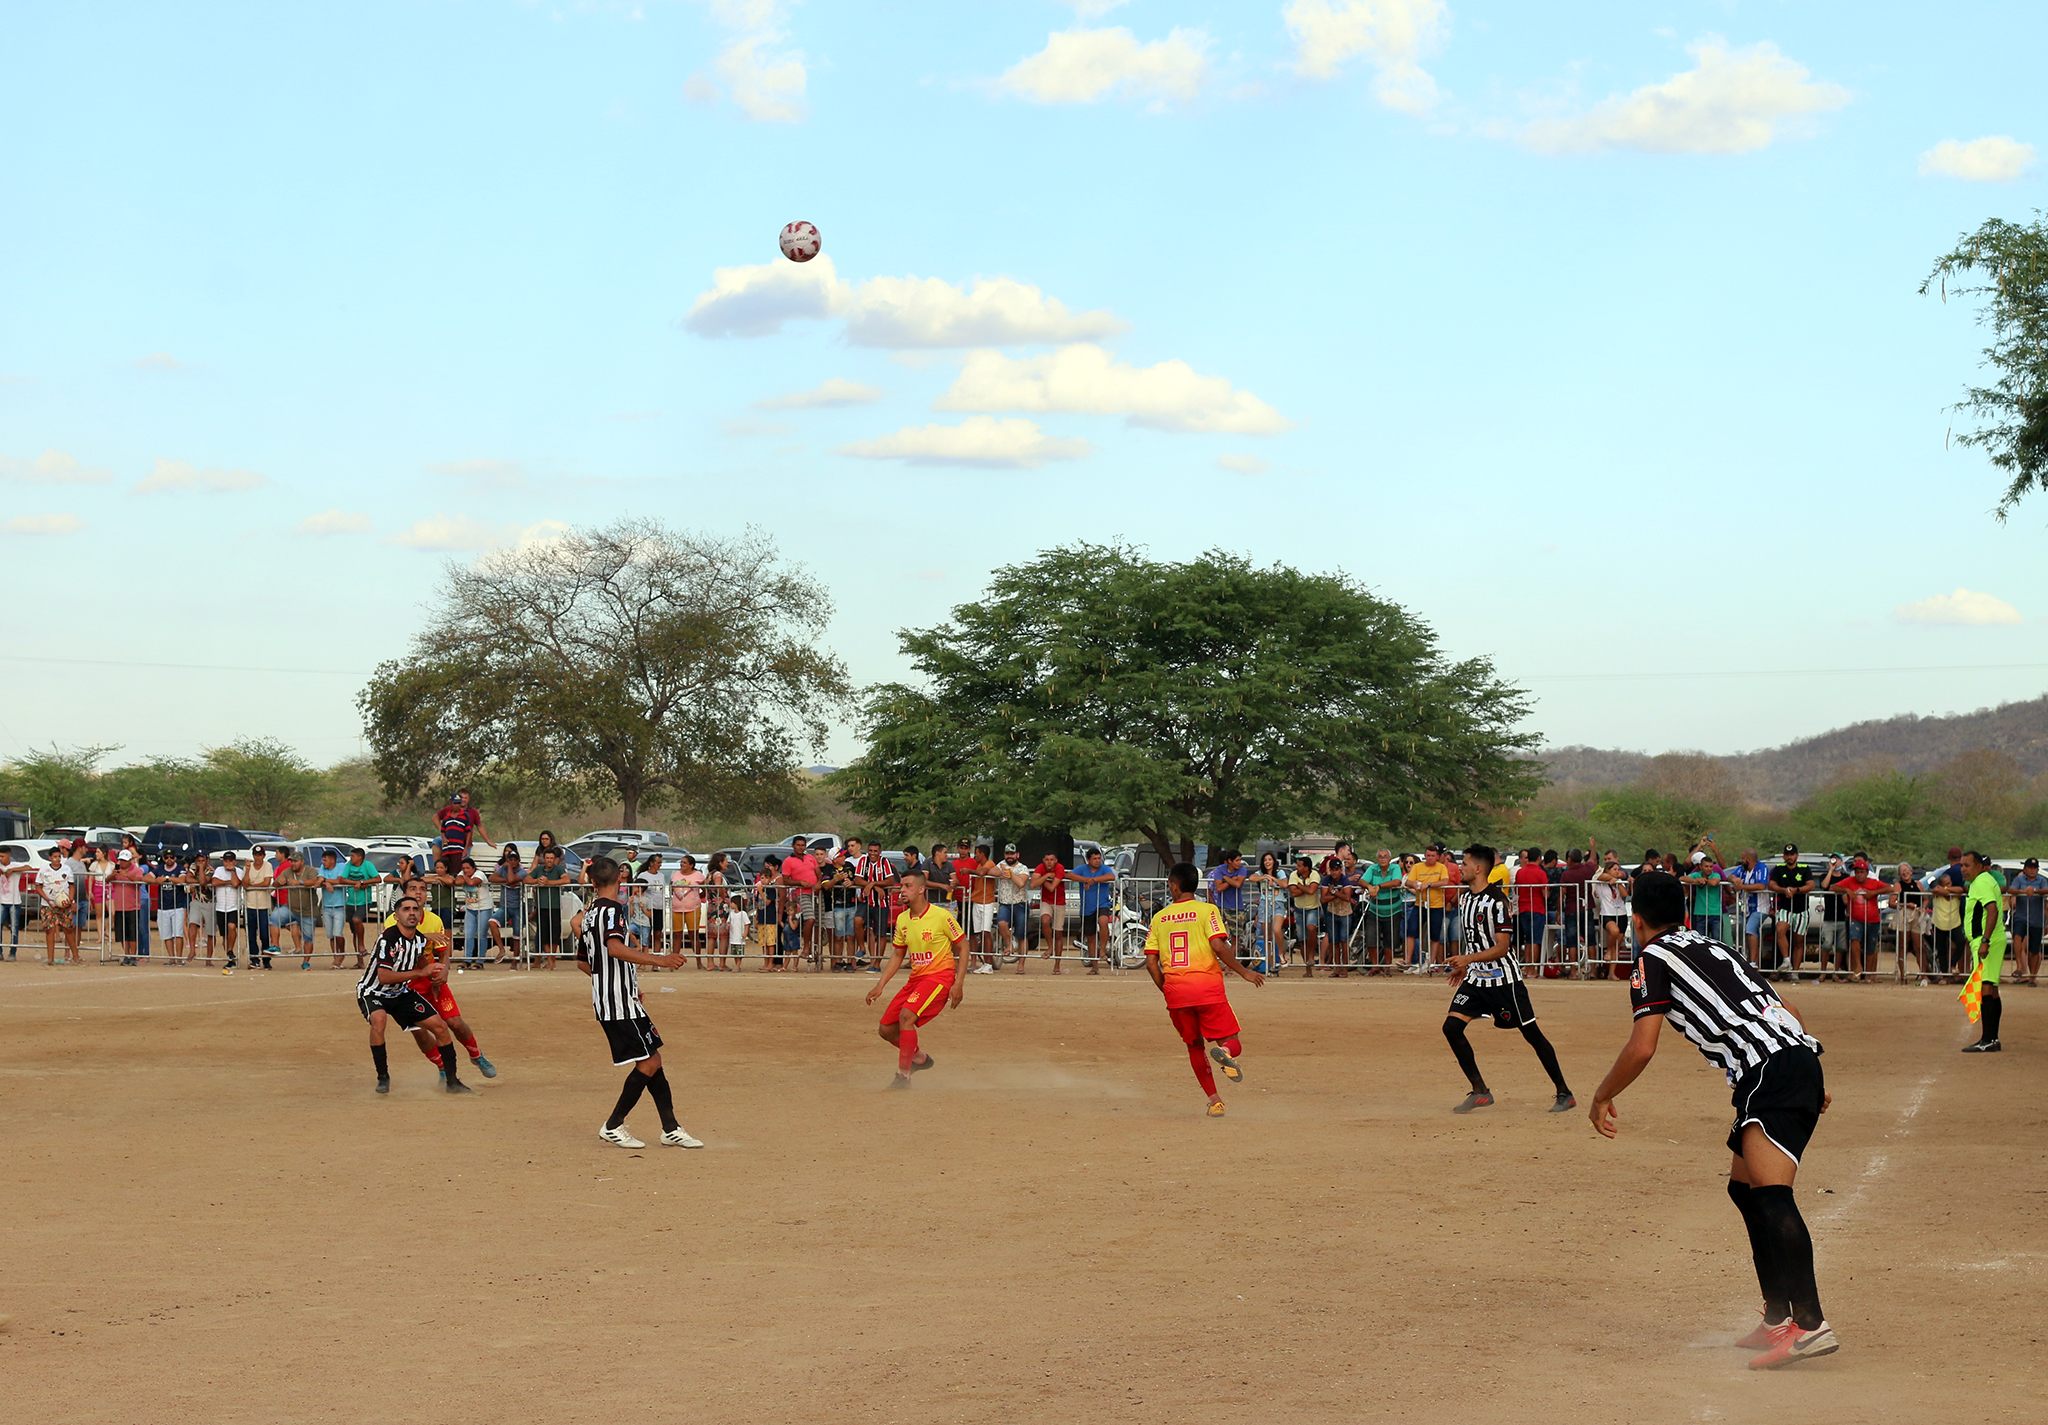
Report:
2006,856,2047,987
1961,850,2008,1052
1835,856,1887,982
109,849,148,964
993,844,1032,969
212,850,245,968
1767,846,1813,980
1928,847,1970,983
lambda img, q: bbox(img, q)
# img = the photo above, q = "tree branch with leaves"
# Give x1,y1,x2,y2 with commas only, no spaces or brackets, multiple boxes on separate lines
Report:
1923,212,2048,519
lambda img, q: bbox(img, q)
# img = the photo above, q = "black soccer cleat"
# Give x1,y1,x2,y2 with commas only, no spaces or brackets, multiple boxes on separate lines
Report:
888,1074,912,1090
909,1053,935,1073
1961,1039,2003,1053
446,1079,475,1093
375,1077,390,1094
1452,1091,1494,1113
1550,1092,1577,1112
1209,1044,1244,1083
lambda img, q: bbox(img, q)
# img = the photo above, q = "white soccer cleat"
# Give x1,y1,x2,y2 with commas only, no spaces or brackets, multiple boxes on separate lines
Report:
660,1127,704,1148
599,1124,645,1149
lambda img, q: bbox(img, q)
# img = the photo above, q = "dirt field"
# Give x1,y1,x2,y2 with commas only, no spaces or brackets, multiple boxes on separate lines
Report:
1,959,2041,1424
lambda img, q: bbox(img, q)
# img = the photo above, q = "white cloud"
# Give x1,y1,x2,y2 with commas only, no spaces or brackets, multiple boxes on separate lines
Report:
1521,37,1849,155
1217,453,1269,475
3,513,85,536
0,449,113,485
429,457,531,492
132,352,183,371
937,344,1292,435
293,510,373,537
755,378,884,409
133,458,271,494
1894,588,2023,627
683,253,1127,347
997,26,1211,106
388,514,572,553
1285,0,1447,115
721,418,795,437
1919,136,2036,183
685,1,806,123
836,417,1089,468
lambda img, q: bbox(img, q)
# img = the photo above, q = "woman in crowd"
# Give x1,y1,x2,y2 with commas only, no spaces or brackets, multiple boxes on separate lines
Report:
489,844,525,966
1250,852,1287,973
188,851,216,964
703,852,736,970
670,853,709,969
452,855,490,964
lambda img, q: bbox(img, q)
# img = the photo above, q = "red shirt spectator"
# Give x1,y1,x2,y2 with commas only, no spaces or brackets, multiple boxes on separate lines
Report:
1035,856,1066,905
1838,867,1886,924
436,794,485,848
1513,860,1550,914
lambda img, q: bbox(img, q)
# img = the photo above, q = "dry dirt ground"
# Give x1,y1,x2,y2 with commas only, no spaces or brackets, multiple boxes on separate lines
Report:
2,958,2042,1424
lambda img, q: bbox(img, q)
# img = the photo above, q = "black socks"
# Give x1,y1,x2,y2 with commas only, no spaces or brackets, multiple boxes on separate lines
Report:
1749,1184,1824,1330
438,1043,461,1082
1983,995,2002,1042
372,1043,389,1078
606,1070,649,1130
1442,1017,1485,1092
1727,1180,1790,1324
645,1068,680,1134
1519,1025,1570,1095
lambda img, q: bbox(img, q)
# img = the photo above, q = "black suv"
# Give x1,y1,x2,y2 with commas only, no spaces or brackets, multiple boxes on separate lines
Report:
139,822,256,859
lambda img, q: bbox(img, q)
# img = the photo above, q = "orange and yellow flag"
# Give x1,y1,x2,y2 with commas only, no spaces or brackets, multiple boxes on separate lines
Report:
1959,965,1984,1024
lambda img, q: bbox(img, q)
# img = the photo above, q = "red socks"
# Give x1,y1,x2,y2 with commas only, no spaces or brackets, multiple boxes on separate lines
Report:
1220,1036,1242,1058
415,1035,441,1064
1188,1042,1217,1095
897,1026,919,1075
459,1031,481,1059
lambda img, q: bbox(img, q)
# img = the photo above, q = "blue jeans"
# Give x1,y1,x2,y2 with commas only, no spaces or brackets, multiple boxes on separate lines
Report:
1694,914,1722,944
464,909,490,962
244,908,272,961
0,903,21,951
1516,910,1547,948
997,902,1029,938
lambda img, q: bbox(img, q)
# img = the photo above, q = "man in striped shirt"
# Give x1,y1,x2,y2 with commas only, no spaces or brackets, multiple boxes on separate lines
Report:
578,856,701,1150
1443,844,1575,1114
1591,871,1836,1371
357,896,471,1096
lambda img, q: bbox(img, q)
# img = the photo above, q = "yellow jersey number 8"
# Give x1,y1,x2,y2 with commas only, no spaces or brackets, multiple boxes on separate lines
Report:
1168,929,1190,968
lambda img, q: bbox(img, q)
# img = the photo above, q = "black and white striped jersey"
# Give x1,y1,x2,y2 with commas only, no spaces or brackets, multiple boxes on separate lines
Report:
579,897,645,1022
358,926,427,1000
1459,889,1519,986
1631,926,1822,1083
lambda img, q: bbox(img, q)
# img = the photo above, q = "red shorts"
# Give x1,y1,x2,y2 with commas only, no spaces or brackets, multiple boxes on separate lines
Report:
1167,998,1239,1045
409,979,460,1021
881,973,954,1028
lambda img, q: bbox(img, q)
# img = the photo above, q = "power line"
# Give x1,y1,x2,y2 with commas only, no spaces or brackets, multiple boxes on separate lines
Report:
1525,663,2048,683
0,653,374,676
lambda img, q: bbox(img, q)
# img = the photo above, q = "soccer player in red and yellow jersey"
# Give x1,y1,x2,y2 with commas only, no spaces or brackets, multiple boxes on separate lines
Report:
866,868,966,1090
1146,861,1265,1117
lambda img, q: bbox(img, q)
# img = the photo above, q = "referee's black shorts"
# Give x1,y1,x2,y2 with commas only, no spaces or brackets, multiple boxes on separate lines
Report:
1729,1044,1826,1165
600,1015,663,1066
1448,979,1536,1029
358,990,438,1029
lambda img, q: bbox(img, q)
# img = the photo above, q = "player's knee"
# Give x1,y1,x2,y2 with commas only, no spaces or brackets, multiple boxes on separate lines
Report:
1441,1016,1468,1043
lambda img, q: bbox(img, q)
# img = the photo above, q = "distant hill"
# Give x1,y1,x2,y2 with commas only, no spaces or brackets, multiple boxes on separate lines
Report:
1540,695,2048,808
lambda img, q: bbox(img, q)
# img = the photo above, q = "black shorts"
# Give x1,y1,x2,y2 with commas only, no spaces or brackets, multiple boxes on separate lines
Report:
216,909,237,934
601,1016,662,1066
1080,907,1110,932
1448,979,1536,1029
1728,1045,1826,1165
345,904,370,924
1361,913,1399,949
359,990,438,1029
535,907,563,947
113,909,140,941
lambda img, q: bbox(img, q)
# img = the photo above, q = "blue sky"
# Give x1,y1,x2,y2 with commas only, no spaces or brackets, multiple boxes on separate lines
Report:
2,0,2044,772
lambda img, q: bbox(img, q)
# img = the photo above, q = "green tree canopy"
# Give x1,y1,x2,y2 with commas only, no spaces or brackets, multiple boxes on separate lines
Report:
1923,213,2048,517
359,521,849,829
841,544,1541,862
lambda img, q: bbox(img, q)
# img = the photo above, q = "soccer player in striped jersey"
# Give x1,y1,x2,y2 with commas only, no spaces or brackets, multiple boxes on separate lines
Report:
578,856,700,1149
357,896,471,1095
1143,862,1264,1118
1590,871,1837,1370
1442,845,1574,1114
384,875,496,1081
865,868,964,1089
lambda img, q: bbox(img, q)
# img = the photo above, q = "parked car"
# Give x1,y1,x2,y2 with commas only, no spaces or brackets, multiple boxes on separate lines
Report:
576,828,671,848
138,822,257,860
48,825,130,849
777,832,840,856
1,839,66,869
291,839,359,868
567,836,656,864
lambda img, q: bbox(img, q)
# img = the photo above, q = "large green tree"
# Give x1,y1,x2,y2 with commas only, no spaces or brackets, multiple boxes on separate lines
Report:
1923,213,2048,517
842,544,1541,862
359,521,848,829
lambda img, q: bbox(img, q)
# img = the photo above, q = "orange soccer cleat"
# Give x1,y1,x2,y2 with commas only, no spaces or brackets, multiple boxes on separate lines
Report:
1747,1321,1838,1370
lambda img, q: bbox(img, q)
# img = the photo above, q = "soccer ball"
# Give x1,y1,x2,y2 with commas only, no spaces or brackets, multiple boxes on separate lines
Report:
779,221,820,263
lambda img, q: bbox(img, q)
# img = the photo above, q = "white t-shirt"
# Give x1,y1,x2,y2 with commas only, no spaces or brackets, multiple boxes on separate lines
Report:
0,865,22,904
727,908,751,945
1592,872,1628,918
37,864,74,906
994,860,1032,905
213,866,243,912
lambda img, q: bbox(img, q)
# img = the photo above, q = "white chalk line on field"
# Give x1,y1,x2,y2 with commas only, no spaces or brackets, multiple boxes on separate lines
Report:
1818,1072,1936,1222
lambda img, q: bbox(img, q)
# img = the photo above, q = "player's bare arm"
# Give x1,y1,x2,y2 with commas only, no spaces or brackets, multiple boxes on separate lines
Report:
602,933,685,970
946,931,968,1006
864,944,910,1004
1589,1012,1664,1137
1447,927,1514,981
1212,933,1264,987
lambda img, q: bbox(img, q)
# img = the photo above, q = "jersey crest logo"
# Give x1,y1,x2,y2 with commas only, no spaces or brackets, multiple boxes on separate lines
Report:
1629,965,1644,991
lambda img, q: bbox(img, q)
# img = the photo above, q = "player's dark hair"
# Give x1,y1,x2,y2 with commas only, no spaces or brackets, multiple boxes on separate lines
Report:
1632,871,1684,929
395,896,420,912
1168,862,1200,893
901,868,926,885
1464,844,1506,904
587,855,621,889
